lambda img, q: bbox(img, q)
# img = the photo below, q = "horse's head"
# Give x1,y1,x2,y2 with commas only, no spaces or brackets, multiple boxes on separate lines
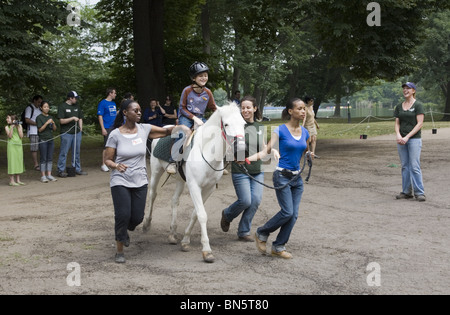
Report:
217,102,247,162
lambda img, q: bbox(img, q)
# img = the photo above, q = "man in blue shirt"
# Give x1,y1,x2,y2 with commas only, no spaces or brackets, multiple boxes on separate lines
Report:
98,87,117,172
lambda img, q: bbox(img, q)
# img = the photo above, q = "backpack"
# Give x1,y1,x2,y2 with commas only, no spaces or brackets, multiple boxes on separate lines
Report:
21,104,34,132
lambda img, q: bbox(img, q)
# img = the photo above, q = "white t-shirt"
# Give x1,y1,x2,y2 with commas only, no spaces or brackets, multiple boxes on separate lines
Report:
25,104,42,136
106,124,152,188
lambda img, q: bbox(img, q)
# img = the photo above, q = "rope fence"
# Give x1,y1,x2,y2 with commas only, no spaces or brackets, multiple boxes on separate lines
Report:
0,124,78,147
327,110,450,135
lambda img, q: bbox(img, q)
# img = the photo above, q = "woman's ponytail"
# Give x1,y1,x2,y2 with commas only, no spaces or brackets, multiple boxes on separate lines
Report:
113,99,135,130
282,98,302,121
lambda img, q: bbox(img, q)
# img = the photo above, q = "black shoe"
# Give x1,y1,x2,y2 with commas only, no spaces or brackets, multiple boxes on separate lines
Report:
396,192,414,200
221,210,230,232
58,172,68,178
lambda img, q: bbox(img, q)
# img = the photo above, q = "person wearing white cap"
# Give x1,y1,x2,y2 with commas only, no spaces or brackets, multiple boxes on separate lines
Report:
57,91,88,177
394,82,426,202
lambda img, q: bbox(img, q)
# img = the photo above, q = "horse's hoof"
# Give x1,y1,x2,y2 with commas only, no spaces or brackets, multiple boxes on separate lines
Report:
181,243,190,252
202,251,215,263
168,234,178,245
142,222,150,234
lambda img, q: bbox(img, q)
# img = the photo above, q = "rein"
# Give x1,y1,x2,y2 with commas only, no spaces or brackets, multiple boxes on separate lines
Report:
237,152,313,190
201,121,243,173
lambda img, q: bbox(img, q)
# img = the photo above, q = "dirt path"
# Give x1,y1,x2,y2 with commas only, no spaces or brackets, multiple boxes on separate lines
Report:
0,129,449,295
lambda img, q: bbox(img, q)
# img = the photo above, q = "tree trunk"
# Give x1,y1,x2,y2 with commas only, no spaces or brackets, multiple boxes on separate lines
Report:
201,2,211,57
333,94,342,117
133,0,165,105
260,89,267,112
442,81,450,121
231,22,242,99
232,67,241,100
314,98,322,117
254,85,262,108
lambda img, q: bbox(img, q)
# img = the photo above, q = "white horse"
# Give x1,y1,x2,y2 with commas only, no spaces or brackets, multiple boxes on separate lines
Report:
143,102,246,263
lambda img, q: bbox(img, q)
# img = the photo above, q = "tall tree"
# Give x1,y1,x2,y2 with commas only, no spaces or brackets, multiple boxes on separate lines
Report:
414,10,450,120
132,0,165,106
0,0,67,112
96,0,136,98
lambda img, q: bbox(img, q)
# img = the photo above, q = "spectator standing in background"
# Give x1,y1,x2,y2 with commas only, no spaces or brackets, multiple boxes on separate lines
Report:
57,91,87,178
143,99,165,127
36,101,58,183
233,90,241,105
24,95,43,171
98,88,118,172
303,96,320,159
394,82,426,202
162,96,177,126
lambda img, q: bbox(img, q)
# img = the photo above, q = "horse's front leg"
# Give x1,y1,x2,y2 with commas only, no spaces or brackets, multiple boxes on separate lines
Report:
197,204,214,263
181,185,214,263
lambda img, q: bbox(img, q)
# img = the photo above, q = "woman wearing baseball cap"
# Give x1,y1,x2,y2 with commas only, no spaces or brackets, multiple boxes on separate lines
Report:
394,82,426,202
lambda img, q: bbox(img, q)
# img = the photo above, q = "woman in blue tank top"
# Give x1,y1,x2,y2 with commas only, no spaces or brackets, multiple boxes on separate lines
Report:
248,98,310,259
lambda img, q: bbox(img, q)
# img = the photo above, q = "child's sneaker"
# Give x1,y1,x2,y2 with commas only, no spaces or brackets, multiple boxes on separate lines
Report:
40,176,49,183
46,175,58,182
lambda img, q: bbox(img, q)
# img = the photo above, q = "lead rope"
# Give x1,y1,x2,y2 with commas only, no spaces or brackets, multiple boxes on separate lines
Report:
237,152,313,190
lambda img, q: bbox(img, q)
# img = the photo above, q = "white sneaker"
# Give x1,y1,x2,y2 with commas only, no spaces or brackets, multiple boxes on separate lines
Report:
101,164,110,172
46,175,58,182
40,176,49,183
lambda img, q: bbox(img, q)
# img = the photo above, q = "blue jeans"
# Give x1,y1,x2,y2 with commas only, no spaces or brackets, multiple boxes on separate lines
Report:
257,170,304,252
39,139,55,173
170,115,207,162
224,172,264,237
397,138,425,196
58,132,82,173
178,115,206,129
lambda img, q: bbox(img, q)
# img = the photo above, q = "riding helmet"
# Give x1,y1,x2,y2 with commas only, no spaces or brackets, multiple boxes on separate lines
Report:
189,62,209,79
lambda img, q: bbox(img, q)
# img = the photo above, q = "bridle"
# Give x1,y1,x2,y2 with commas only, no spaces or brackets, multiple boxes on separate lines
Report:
201,120,246,172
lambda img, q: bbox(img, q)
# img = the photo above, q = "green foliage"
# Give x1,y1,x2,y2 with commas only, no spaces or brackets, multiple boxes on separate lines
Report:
1,0,449,126
414,10,449,103
95,0,136,98
0,0,67,112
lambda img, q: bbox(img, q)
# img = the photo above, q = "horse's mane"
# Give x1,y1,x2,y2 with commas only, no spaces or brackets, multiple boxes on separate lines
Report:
204,101,240,127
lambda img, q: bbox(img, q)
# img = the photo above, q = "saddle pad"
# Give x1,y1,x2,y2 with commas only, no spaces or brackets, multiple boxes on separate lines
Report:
152,136,173,162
